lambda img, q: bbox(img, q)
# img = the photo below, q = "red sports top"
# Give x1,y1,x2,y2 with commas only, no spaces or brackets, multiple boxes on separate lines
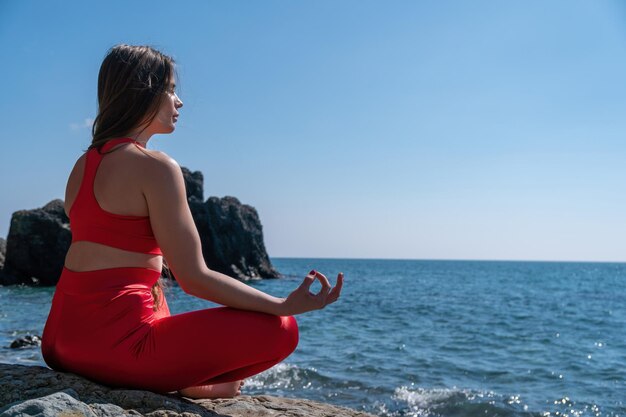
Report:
69,138,163,255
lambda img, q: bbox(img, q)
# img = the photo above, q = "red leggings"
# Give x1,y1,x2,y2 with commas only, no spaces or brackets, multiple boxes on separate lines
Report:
41,267,299,393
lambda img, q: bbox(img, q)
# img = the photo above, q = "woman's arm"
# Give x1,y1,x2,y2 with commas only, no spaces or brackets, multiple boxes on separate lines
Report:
142,153,289,315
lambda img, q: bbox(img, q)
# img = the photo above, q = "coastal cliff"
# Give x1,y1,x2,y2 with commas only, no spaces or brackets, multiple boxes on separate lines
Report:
0,166,278,286
0,363,374,417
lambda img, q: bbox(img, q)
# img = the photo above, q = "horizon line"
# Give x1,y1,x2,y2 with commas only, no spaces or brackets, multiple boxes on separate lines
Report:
269,256,626,264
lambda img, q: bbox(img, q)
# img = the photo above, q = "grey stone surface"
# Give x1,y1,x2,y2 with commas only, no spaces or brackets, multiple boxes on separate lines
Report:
0,363,374,417
0,389,99,416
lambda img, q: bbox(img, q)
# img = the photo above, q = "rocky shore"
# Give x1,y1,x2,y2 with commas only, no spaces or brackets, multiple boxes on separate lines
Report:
0,363,374,417
0,166,279,286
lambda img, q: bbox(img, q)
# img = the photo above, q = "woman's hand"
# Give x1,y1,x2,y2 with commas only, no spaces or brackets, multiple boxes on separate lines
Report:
280,270,344,316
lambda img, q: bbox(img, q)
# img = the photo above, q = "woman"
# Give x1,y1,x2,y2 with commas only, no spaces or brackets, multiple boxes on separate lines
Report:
41,44,343,399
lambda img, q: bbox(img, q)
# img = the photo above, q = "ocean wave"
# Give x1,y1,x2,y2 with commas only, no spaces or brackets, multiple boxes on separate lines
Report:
393,385,475,410
245,362,335,391
391,385,541,417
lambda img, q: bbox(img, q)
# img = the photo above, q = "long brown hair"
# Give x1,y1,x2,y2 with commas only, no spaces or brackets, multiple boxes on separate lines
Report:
90,44,176,150
91,44,176,309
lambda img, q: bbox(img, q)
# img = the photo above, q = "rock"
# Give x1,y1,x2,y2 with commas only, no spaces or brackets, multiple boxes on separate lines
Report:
0,363,374,417
2,200,71,286
0,270,18,286
0,389,101,417
182,169,278,279
181,167,204,202
9,334,42,349
197,395,375,417
0,237,6,269
192,196,279,280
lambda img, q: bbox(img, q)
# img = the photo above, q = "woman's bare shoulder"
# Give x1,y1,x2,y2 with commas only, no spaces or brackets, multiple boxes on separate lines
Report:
65,152,92,216
138,148,180,171
71,152,87,171
134,148,184,185
65,152,87,191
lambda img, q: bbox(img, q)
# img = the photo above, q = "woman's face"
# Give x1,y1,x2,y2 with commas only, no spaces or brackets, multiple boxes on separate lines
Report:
149,81,183,134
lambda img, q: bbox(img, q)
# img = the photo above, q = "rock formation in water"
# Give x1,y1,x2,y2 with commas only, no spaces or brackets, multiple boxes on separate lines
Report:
0,237,6,270
9,334,41,349
189,196,279,280
0,166,278,286
182,167,278,280
2,200,70,286
0,363,374,417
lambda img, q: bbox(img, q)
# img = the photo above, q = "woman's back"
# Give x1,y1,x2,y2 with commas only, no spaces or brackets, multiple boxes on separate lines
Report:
64,140,164,273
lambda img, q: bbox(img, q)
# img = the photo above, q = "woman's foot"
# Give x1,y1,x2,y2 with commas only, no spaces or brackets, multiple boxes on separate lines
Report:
178,380,245,399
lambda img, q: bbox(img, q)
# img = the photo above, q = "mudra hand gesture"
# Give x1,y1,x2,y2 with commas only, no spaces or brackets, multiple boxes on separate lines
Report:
282,270,344,315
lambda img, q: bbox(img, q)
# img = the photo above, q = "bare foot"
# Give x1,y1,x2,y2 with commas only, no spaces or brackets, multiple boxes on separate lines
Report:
178,380,245,399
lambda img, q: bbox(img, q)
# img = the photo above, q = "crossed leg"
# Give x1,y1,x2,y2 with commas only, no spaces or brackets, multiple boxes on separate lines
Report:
147,306,298,396
178,380,245,399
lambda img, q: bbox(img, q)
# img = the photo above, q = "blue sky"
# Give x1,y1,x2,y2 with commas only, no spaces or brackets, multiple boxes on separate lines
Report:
1,1,625,261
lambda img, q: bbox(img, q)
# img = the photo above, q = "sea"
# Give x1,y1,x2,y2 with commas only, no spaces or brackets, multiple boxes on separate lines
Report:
1,258,625,417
